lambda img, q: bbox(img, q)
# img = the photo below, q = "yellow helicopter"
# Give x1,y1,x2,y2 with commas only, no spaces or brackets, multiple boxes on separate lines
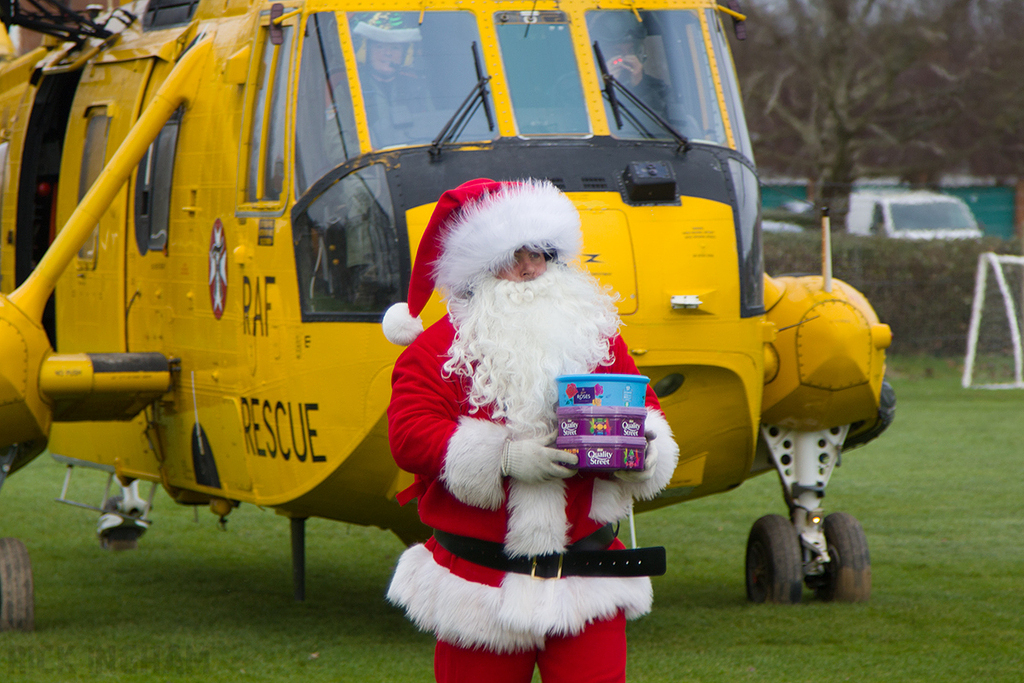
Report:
0,0,893,630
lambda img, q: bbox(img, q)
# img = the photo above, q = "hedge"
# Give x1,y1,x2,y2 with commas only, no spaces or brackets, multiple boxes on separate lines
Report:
763,232,1023,356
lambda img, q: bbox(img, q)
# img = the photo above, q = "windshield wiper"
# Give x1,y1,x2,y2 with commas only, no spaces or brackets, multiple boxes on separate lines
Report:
314,15,351,160
430,42,494,159
593,41,690,153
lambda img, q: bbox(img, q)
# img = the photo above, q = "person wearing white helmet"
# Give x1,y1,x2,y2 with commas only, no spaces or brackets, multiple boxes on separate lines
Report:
352,12,432,148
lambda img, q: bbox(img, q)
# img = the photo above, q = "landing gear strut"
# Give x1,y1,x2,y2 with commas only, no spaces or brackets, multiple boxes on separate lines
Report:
745,424,871,603
54,461,156,551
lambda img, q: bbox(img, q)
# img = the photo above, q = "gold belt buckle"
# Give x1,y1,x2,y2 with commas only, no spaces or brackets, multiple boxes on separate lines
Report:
530,554,564,580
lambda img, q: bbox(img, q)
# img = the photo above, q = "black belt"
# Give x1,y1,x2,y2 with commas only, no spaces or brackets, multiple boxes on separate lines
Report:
432,526,666,579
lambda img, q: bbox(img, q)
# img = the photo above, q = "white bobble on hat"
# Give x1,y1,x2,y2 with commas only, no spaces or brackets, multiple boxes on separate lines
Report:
382,302,424,347
381,179,503,346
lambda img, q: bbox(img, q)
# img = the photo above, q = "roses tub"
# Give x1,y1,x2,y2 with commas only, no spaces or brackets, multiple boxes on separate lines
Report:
555,375,649,471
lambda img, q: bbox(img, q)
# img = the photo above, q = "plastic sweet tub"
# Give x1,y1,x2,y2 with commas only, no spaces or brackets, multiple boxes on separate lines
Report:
557,435,647,471
556,405,646,438
556,374,650,408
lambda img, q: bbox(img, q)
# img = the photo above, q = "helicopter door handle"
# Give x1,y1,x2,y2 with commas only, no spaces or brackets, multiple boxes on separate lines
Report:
671,295,702,310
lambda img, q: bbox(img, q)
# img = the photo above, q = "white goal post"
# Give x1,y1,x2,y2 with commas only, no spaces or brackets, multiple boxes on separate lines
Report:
962,252,1024,389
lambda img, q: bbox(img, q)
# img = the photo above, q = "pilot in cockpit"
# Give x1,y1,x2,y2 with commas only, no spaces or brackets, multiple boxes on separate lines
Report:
589,12,669,122
352,12,433,149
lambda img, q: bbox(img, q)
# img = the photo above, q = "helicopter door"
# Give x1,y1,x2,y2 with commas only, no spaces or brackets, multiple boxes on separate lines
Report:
124,85,182,354
236,6,299,376
13,70,82,348
239,5,299,212
54,58,158,355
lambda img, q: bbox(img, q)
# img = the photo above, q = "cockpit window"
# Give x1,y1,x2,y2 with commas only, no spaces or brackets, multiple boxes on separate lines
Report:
707,9,753,161
77,107,109,268
347,11,494,150
295,12,360,197
292,164,402,318
587,10,728,146
729,158,764,317
494,11,589,136
246,23,293,203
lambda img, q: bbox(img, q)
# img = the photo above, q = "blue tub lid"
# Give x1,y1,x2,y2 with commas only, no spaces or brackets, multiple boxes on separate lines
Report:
557,374,649,384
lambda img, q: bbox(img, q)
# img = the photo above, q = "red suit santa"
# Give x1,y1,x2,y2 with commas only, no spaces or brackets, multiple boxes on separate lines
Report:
382,178,679,682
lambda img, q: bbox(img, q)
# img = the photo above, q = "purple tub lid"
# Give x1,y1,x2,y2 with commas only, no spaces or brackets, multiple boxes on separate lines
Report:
557,435,647,450
556,405,647,418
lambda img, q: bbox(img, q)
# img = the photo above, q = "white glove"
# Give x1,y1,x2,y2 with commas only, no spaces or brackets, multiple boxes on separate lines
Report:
501,432,578,483
614,431,659,483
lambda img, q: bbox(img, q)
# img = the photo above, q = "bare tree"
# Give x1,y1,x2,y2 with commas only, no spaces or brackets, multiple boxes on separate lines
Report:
957,0,1024,178
734,0,979,225
860,0,1024,183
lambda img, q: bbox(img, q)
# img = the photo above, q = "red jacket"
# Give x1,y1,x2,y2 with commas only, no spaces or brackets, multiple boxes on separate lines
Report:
385,316,679,652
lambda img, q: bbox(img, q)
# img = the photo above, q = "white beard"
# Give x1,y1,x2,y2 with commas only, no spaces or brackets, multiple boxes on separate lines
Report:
443,264,622,439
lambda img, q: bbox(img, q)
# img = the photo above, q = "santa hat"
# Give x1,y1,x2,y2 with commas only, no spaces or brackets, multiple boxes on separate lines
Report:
382,178,583,346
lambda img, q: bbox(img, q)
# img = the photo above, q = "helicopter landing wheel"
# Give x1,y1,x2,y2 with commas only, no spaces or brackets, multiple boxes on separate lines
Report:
814,512,871,602
745,514,802,604
0,537,34,631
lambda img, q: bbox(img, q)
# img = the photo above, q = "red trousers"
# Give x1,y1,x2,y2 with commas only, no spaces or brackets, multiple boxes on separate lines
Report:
433,611,626,683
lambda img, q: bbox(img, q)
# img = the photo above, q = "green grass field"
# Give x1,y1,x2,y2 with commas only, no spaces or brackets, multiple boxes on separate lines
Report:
1,357,1022,682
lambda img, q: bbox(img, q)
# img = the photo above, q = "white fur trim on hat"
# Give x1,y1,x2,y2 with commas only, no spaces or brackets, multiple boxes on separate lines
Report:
386,542,653,653
434,180,583,298
382,302,424,346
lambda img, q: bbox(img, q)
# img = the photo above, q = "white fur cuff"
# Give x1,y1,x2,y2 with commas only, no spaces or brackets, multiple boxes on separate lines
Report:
615,408,679,501
441,417,510,510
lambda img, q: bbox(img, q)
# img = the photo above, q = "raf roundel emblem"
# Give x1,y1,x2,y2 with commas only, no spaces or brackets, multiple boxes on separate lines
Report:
208,218,227,320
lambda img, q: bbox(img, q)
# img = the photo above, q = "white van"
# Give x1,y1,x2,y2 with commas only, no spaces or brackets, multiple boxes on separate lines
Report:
846,190,982,239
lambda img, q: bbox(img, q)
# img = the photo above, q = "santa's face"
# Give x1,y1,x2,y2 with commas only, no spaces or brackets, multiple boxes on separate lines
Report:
496,248,548,282
444,265,620,438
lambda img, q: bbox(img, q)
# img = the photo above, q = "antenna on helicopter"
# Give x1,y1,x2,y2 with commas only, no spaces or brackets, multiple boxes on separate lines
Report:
821,207,833,293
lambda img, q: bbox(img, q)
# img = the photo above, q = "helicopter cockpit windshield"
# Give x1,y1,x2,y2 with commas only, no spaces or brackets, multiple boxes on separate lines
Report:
295,12,360,197
289,7,759,320
347,11,496,151
294,11,497,191
294,9,751,187
586,10,740,151
494,11,590,136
